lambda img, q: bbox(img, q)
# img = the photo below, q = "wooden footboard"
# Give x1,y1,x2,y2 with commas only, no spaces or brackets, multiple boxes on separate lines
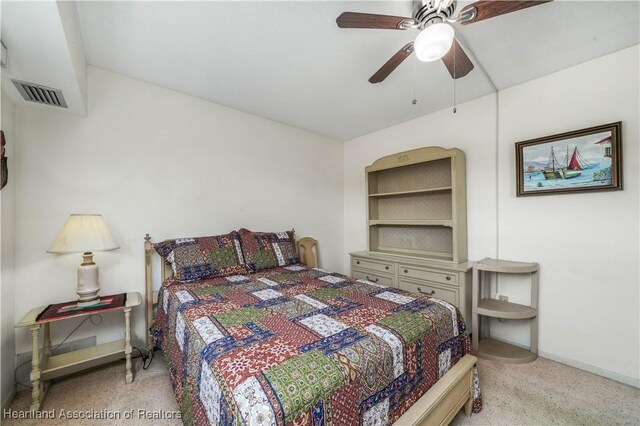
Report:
394,354,477,426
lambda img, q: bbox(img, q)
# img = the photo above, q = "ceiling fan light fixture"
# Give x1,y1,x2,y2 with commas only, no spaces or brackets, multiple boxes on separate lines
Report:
414,22,455,62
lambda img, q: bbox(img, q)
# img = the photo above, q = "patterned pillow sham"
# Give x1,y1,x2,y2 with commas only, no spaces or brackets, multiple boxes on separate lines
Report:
153,231,247,282
238,228,300,272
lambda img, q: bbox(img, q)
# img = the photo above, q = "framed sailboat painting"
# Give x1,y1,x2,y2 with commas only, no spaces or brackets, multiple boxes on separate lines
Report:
516,122,622,196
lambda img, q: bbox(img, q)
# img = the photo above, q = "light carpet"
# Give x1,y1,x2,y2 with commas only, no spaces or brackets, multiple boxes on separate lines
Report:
4,354,639,425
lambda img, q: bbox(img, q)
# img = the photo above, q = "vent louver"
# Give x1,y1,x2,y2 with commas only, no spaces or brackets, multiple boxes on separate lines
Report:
12,79,68,108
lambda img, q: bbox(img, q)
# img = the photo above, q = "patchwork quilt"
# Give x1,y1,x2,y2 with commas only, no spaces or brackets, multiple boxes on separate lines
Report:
152,265,482,426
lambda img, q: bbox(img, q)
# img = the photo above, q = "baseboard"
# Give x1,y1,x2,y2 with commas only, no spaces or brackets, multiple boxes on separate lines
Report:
538,349,640,389
2,387,16,411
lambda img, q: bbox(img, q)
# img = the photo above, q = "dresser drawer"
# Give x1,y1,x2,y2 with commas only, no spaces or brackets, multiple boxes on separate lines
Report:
399,278,459,306
352,269,394,287
399,265,457,286
352,258,395,274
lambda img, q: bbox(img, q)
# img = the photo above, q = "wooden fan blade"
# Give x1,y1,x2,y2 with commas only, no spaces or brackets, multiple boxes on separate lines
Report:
369,43,414,84
459,1,552,25
337,12,415,29
441,40,474,79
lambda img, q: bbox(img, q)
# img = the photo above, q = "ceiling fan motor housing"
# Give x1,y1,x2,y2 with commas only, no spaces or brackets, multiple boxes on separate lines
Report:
413,0,457,28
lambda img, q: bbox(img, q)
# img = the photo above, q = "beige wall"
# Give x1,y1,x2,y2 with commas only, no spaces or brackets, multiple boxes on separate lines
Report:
343,45,639,386
494,45,639,385
1,90,17,408
13,66,344,354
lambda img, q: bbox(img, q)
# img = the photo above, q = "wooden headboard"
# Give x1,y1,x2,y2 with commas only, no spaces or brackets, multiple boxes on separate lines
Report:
143,230,318,349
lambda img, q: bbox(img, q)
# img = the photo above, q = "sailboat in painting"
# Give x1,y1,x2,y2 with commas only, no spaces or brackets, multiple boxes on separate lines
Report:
566,146,597,171
542,146,594,180
542,147,578,179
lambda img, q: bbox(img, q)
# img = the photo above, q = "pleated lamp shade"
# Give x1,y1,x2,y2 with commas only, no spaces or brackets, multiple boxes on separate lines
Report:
48,214,119,254
48,214,119,306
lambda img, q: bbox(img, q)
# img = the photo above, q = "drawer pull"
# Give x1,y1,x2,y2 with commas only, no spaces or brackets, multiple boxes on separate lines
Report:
417,287,435,296
446,276,451,281
356,261,360,265
385,266,390,270
366,276,379,283
404,269,408,273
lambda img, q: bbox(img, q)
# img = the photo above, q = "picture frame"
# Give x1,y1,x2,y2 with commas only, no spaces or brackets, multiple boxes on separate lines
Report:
515,122,622,196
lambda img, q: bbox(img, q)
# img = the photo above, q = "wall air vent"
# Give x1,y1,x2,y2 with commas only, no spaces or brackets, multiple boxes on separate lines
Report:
12,79,68,108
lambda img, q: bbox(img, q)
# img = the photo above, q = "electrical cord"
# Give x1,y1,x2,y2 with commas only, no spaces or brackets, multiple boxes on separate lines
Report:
132,346,154,370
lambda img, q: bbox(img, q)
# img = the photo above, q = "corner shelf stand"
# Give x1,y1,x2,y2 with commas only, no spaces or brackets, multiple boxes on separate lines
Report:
472,258,539,363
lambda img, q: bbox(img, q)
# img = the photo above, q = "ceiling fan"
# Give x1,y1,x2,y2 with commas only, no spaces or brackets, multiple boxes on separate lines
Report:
337,0,551,84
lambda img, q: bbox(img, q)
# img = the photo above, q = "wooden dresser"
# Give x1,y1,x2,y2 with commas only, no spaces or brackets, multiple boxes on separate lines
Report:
350,146,472,323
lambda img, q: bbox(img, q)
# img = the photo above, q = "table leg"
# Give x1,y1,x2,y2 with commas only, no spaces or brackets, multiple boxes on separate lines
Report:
29,325,42,410
43,323,52,357
124,307,134,384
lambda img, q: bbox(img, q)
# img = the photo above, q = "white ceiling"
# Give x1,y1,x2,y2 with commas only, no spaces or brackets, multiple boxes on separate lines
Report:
60,1,640,140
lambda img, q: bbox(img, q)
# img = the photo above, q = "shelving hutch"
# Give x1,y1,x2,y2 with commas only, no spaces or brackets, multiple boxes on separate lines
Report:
472,258,539,363
350,147,472,323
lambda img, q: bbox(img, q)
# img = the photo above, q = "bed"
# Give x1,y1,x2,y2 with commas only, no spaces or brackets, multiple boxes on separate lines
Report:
144,230,481,425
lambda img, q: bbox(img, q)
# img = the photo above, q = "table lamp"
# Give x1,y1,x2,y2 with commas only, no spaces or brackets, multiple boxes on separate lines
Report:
47,214,120,306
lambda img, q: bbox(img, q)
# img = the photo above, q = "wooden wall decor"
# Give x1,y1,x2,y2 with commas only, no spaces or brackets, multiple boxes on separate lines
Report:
1,130,7,190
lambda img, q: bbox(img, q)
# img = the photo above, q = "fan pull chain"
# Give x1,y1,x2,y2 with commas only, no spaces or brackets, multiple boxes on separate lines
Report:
412,54,418,105
453,43,457,113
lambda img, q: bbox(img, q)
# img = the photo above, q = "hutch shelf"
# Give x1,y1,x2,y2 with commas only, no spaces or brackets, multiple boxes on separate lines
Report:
350,147,472,322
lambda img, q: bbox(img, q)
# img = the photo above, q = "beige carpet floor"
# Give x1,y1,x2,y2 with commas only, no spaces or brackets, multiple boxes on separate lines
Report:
4,354,639,425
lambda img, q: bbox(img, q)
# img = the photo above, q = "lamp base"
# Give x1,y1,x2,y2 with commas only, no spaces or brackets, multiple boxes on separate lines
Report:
77,252,101,306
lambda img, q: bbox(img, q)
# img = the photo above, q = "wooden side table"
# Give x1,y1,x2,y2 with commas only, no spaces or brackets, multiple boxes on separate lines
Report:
16,292,141,410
